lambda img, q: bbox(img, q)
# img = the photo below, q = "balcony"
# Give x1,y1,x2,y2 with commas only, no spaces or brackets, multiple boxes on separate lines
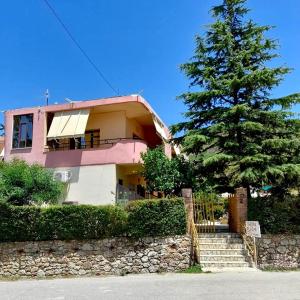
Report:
46,137,143,151
44,138,148,168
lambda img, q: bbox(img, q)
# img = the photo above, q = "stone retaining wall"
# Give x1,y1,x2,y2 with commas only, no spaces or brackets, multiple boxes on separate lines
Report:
0,236,191,278
257,235,300,269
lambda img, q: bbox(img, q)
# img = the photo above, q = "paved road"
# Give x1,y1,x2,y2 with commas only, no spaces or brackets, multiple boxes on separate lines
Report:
1,271,300,300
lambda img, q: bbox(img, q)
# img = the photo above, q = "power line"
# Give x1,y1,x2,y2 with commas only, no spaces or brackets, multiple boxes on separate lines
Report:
42,0,119,95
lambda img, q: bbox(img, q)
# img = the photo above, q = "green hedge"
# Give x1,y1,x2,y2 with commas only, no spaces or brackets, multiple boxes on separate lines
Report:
0,203,127,242
248,195,300,234
39,205,128,240
0,204,42,242
126,198,186,238
0,198,186,242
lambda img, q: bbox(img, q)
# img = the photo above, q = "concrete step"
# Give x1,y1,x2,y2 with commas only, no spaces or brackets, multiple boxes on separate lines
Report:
195,232,253,269
202,267,258,273
199,243,244,250
200,262,251,268
199,254,248,262
200,249,246,256
199,237,243,244
198,233,240,238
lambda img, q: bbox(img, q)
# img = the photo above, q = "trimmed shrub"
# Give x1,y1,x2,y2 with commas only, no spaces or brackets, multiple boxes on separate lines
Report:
0,202,41,242
0,198,187,242
248,195,300,234
126,198,186,238
0,203,128,242
39,205,128,240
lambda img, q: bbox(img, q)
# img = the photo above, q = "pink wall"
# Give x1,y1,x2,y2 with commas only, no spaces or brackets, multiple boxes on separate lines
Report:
44,140,148,168
4,95,171,167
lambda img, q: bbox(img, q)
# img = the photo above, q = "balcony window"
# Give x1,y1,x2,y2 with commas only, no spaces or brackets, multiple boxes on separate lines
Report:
84,129,100,149
12,114,33,148
47,129,100,151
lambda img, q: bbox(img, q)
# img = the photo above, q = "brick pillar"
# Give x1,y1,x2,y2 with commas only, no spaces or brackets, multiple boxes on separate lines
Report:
181,188,193,233
229,187,248,233
235,187,248,233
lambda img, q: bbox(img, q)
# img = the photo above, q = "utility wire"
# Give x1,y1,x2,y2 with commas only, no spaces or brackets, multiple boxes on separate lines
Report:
42,0,119,95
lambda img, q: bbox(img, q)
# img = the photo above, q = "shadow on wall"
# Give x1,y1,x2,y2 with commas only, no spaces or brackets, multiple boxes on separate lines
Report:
57,167,81,204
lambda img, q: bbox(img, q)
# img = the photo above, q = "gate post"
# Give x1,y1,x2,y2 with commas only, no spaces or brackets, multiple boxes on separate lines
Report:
235,187,248,233
182,188,193,233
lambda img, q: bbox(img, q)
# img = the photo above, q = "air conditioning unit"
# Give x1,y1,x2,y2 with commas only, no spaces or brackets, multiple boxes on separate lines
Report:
53,170,71,183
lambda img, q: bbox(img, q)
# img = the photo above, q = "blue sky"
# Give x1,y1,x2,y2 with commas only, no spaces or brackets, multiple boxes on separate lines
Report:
0,0,299,126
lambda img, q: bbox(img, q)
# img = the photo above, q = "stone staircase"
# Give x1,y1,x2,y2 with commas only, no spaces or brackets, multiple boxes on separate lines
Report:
197,233,254,271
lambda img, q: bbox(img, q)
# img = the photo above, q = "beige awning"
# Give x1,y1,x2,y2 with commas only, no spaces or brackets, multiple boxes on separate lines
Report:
153,117,169,141
47,109,90,140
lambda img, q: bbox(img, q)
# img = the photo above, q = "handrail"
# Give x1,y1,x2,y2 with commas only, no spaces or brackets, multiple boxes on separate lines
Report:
241,224,257,267
190,217,201,264
45,137,145,152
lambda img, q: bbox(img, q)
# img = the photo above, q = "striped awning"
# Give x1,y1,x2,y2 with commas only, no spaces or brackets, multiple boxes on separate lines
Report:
47,109,90,140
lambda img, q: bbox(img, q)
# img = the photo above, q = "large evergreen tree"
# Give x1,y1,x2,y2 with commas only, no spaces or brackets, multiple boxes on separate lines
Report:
171,0,300,196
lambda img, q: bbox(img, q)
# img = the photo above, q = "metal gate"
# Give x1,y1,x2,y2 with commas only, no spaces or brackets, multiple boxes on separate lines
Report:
193,194,216,233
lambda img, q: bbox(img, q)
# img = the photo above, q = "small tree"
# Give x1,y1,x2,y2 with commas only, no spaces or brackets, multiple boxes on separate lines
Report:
141,147,195,196
0,159,64,205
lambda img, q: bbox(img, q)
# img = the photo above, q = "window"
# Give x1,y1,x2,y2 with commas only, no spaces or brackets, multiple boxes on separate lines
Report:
84,129,100,148
12,114,33,148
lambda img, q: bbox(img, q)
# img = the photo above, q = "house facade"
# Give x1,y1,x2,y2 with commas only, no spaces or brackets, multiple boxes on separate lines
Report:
4,95,176,205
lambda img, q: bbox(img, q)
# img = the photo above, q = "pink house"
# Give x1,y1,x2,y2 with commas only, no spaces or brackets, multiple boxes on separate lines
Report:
4,95,176,205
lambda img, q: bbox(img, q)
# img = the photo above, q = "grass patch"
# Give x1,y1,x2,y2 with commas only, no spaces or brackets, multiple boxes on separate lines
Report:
180,264,203,273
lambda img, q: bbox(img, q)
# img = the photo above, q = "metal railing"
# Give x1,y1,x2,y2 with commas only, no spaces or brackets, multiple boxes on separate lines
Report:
116,184,144,206
46,137,144,152
190,217,201,264
144,192,159,199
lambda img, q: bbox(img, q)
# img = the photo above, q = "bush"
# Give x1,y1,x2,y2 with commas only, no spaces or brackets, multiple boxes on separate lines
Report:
141,147,196,196
0,202,41,242
0,198,187,242
39,205,128,240
126,198,186,238
213,205,225,219
0,203,128,242
0,159,63,205
248,195,300,234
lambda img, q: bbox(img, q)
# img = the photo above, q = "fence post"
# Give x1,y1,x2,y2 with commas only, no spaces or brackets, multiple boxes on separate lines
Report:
182,188,193,233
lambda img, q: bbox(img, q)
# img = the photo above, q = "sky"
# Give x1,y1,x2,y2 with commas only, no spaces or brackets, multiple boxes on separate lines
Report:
0,0,299,126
